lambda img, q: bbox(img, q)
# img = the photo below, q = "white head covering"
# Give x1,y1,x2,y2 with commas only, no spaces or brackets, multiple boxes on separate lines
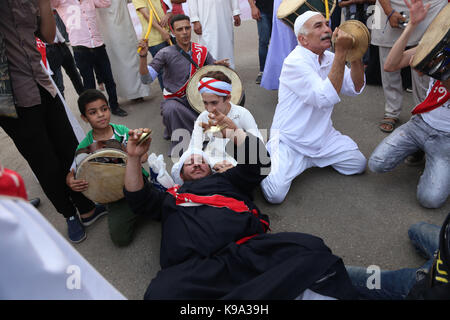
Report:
171,148,212,186
294,11,322,37
198,77,232,97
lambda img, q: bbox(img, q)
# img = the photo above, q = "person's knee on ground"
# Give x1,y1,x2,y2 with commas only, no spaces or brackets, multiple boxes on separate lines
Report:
416,186,448,209
333,150,367,175
261,176,290,204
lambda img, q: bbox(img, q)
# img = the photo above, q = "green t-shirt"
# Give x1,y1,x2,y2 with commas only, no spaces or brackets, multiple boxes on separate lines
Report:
76,123,148,177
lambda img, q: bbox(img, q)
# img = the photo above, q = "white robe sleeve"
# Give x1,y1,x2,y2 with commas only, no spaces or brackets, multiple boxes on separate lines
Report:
187,0,200,22
282,58,340,110
239,109,263,141
231,0,240,16
340,65,366,97
189,112,208,150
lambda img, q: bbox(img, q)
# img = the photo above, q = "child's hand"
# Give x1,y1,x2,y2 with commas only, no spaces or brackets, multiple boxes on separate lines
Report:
66,169,89,192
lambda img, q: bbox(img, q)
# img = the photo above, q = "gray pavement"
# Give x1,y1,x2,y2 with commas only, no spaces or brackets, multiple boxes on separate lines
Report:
1,20,449,300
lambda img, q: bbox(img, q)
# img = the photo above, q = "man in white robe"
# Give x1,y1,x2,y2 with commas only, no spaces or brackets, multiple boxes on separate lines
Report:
261,11,367,204
187,0,241,69
96,0,151,100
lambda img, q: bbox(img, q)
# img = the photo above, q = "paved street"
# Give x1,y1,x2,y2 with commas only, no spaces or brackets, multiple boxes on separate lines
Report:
1,17,449,300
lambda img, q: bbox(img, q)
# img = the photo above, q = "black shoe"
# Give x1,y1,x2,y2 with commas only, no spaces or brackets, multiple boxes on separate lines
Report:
29,197,40,208
111,107,128,117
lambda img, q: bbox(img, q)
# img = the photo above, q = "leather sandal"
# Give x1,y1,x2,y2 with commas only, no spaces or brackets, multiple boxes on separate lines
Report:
379,117,399,133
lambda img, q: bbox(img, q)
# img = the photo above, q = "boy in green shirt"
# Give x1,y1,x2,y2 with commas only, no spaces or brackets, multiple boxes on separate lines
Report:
66,89,148,246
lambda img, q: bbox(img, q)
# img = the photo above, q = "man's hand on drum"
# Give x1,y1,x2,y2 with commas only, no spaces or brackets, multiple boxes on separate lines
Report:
404,0,430,26
214,59,230,68
193,21,202,35
213,160,234,173
127,128,152,161
66,169,88,192
332,27,353,54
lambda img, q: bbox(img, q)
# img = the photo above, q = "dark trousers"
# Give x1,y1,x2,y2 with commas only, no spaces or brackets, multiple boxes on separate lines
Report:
46,42,85,97
72,45,119,110
0,86,95,218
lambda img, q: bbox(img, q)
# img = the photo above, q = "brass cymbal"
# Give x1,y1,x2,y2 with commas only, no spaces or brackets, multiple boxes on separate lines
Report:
337,20,370,62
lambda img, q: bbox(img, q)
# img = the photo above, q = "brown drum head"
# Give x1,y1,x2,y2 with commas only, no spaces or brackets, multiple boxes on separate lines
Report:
337,20,370,62
277,0,336,29
277,0,308,19
412,3,450,70
186,65,244,114
76,148,128,204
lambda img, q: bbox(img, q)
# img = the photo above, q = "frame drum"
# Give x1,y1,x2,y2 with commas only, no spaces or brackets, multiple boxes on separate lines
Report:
411,3,450,81
76,148,128,204
277,0,337,30
186,65,244,114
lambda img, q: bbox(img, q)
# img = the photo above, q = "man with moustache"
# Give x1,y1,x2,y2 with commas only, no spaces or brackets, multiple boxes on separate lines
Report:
139,14,229,155
261,11,367,204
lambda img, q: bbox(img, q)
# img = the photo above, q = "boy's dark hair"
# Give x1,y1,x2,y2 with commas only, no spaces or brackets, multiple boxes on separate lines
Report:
202,71,232,84
77,89,108,116
170,14,190,30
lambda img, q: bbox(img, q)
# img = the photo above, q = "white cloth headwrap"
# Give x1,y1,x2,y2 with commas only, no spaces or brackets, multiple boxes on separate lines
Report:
171,148,212,186
198,77,232,97
294,11,322,37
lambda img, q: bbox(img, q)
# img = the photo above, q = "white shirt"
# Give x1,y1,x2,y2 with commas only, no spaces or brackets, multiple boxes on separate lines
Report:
268,45,365,158
189,103,263,167
0,197,126,299
421,79,450,133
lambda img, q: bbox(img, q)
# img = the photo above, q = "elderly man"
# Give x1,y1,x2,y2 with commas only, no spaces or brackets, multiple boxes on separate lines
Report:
261,11,367,204
123,127,358,299
138,14,228,155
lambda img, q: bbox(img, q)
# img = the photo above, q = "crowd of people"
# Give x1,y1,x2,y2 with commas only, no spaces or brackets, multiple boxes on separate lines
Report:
0,0,449,300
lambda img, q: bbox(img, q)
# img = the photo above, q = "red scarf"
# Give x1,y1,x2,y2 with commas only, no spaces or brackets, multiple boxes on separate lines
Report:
412,80,450,114
164,42,208,99
36,37,47,69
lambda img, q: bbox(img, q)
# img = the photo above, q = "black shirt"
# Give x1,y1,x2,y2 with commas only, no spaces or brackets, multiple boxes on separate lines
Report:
255,0,274,15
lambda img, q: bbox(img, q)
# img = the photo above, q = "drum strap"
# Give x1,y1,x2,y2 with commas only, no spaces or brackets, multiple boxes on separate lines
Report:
412,80,450,114
164,42,208,100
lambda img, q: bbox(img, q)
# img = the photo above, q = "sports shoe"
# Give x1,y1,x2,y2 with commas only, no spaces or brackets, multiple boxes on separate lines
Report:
111,107,128,117
81,204,108,227
255,72,263,85
66,215,87,243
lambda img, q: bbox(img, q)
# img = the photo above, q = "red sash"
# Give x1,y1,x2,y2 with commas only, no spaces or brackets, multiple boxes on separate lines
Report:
164,42,208,99
412,80,450,114
166,185,270,245
36,37,47,69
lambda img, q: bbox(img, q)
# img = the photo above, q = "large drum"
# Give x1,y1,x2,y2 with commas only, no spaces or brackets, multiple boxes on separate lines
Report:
186,65,244,114
75,140,127,204
277,0,336,30
411,3,450,81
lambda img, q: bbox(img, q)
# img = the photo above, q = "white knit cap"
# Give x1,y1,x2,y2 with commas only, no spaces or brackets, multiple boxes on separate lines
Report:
294,11,322,37
171,148,212,186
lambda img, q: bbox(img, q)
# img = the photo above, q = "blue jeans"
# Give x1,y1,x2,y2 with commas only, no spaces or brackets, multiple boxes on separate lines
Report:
369,115,450,209
149,41,170,91
256,12,272,72
346,222,440,299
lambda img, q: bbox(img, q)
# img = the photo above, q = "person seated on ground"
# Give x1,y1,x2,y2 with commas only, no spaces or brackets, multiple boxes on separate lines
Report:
346,211,450,300
368,0,450,209
260,11,367,204
66,89,149,246
184,70,263,177
138,14,229,155
123,125,359,300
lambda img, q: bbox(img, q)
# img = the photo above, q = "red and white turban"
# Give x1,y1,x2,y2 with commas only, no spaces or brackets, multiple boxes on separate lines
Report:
198,77,232,96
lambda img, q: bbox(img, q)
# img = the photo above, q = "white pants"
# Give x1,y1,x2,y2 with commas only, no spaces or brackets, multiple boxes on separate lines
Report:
261,140,367,204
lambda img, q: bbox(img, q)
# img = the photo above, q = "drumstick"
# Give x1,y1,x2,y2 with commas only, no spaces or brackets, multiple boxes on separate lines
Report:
146,0,173,46
137,10,154,54
324,0,330,21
